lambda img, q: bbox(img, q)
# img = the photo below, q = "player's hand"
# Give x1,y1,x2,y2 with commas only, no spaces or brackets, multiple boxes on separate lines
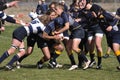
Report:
7,1,19,8
0,26,5,32
106,26,112,31
54,31,60,35
75,18,81,22
53,35,61,40
16,13,24,18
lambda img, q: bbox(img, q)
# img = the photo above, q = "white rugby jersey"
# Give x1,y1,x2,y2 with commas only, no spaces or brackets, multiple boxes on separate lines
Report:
24,18,46,36
0,11,7,19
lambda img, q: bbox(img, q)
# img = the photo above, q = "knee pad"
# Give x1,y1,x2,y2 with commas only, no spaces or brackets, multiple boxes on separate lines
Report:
11,44,18,49
19,47,25,52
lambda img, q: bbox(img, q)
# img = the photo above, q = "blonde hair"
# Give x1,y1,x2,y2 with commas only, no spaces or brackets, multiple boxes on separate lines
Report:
38,14,50,26
55,3,64,10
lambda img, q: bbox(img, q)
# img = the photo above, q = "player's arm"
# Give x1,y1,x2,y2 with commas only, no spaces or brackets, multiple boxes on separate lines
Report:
0,1,19,11
42,23,61,40
54,13,70,34
54,22,69,34
42,31,59,40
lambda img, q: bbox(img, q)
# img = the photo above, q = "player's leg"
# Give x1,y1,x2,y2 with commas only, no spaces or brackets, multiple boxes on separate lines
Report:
5,41,25,70
17,34,36,63
37,37,51,69
48,42,64,68
71,28,90,70
0,39,21,64
112,43,120,70
66,39,78,70
88,35,96,68
37,46,51,69
95,33,103,69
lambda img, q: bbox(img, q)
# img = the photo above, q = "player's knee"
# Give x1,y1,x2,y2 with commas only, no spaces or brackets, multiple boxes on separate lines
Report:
19,48,26,55
54,44,64,52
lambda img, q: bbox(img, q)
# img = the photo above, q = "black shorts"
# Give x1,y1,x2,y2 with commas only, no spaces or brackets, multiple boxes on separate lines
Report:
27,34,37,47
12,27,27,42
36,36,48,48
27,34,48,48
70,27,85,39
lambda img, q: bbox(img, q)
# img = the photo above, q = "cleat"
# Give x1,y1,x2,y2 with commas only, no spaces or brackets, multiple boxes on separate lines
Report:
56,63,63,68
48,60,57,69
5,65,15,71
116,66,120,70
103,54,109,58
37,62,43,69
16,61,21,69
96,65,102,69
89,60,96,68
68,65,78,71
83,60,90,70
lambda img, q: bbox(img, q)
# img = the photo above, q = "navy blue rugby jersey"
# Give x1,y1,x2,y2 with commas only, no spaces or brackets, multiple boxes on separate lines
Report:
44,17,64,34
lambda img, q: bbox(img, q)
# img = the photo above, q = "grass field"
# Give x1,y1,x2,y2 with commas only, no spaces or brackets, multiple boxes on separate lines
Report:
0,24,120,80
0,2,120,80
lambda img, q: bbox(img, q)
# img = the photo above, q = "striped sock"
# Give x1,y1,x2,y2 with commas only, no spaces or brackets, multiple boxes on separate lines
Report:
0,51,9,63
7,54,19,66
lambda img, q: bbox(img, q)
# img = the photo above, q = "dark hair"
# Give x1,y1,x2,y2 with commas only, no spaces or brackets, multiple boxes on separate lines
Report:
116,8,120,16
49,2,58,9
0,0,7,5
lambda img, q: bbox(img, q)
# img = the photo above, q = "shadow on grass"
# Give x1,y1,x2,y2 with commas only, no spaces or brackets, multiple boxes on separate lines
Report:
20,63,72,70
0,66,5,70
21,64,37,69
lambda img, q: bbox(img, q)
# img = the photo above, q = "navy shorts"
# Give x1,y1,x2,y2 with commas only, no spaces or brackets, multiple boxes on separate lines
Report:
111,31,120,44
88,24,103,37
12,27,27,42
70,27,85,39
63,30,69,38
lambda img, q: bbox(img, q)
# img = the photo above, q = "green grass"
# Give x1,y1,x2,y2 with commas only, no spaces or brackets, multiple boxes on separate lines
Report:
0,24,120,80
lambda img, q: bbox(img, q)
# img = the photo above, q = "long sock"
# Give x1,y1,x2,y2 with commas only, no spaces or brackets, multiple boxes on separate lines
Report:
116,55,120,64
38,57,47,64
7,54,19,66
51,50,62,62
78,54,84,67
80,51,88,62
0,51,9,63
18,54,28,63
69,54,76,65
90,53,95,61
50,52,55,58
51,53,60,62
39,60,44,64
97,57,102,66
